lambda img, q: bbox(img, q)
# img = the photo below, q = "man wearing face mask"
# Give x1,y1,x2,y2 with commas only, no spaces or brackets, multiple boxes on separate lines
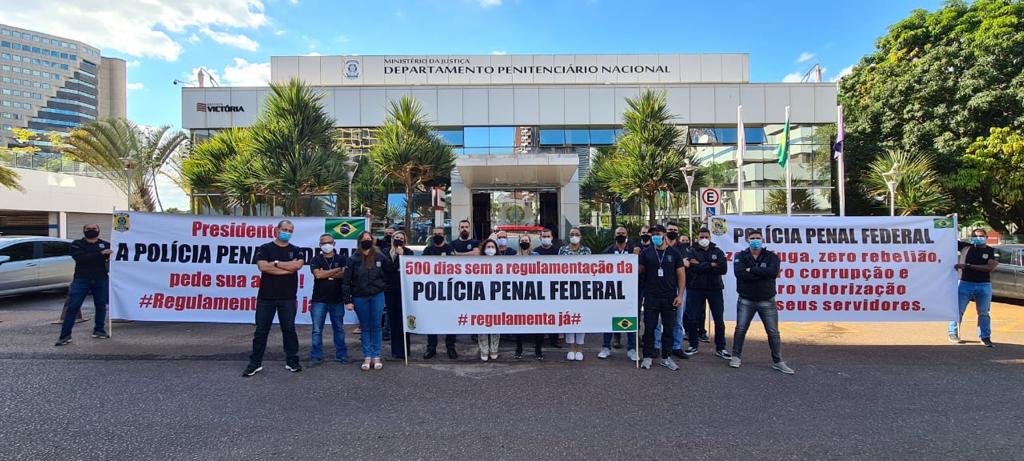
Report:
683,228,729,359
55,224,112,346
307,233,348,366
532,227,563,348
731,229,792,374
655,222,693,358
638,225,686,371
598,227,638,360
494,230,518,255
243,220,305,377
454,219,480,255
376,227,395,253
949,228,999,347
421,226,457,359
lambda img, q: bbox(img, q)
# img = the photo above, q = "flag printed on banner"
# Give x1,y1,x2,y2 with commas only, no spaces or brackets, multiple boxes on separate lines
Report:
833,105,845,160
612,316,637,331
324,218,365,239
776,110,791,166
933,217,954,229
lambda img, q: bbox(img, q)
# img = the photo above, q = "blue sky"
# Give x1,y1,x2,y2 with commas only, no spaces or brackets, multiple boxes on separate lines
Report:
1,0,944,208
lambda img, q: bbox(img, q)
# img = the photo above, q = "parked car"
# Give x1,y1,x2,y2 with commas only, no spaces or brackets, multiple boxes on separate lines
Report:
992,244,1024,301
0,236,75,296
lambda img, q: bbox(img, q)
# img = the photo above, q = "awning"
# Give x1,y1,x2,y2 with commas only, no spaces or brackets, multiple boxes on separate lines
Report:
454,153,579,189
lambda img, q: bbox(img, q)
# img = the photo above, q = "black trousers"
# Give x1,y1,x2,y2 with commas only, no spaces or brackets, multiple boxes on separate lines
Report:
515,334,543,353
249,298,299,364
642,297,677,359
427,334,456,350
385,290,410,358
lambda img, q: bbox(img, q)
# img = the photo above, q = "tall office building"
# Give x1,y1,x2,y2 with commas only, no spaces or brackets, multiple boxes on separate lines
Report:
0,24,128,237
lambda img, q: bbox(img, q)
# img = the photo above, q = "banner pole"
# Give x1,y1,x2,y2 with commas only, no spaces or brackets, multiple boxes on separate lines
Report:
403,329,409,367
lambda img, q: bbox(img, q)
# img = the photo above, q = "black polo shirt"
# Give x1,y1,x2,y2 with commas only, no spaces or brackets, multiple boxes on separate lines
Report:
959,241,996,283
639,246,685,299
309,252,347,303
453,238,479,254
422,244,455,256
533,245,560,256
255,241,302,300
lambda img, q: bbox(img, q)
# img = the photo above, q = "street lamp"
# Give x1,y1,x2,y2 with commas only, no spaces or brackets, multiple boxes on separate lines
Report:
680,159,699,238
881,163,903,217
344,157,359,217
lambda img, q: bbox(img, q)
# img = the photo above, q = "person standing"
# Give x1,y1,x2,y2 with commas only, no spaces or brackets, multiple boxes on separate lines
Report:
730,229,793,374
377,227,395,253
475,239,503,361
495,230,518,255
655,222,692,357
533,227,563,349
638,225,685,371
55,224,111,346
307,233,349,366
683,228,729,359
386,231,415,359
599,227,638,361
422,226,458,359
344,231,392,371
515,235,544,360
242,220,304,377
559,227,592,361
453,219,480,255
949,228,999,347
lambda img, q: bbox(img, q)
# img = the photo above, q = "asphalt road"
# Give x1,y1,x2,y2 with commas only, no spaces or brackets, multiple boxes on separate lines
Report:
2,291,1023,460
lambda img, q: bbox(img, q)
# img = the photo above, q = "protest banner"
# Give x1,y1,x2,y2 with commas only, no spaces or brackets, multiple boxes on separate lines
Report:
109,211,366,324
400,254,640,334
708,215,959,322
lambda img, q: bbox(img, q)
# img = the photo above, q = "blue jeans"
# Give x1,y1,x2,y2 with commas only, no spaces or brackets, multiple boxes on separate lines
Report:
602,332,637,349
948,281,992,339
310,302,347,362
685,288,726,350
353,292,385,359
654,289,684,351
60,277,108,339
732,297,782,363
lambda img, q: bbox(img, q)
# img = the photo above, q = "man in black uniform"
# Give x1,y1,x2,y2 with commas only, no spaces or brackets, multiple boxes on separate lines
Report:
949,228,1000,346
638,225,686,371
422,226,458,359
243,220,305,377
683,228,729,358
55,223,111,346
598,227,637,360
453,219,480,255
532,227,563,348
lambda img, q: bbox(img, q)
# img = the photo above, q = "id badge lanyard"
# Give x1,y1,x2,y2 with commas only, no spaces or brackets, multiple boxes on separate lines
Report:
656,248,666,277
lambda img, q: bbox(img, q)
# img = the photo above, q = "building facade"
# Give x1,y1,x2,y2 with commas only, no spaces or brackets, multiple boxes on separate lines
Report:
181,54,837,239
0,24,128,238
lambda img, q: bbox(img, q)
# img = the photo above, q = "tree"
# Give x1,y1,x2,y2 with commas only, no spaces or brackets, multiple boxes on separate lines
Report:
961,127,1024,231
368,96,455,239
839,0,1024,226
63,119,187,211
604,89,685,226
765,189,820,215
862,150,952,216
181,128,253,214
580,146,621,229
1,128,61,191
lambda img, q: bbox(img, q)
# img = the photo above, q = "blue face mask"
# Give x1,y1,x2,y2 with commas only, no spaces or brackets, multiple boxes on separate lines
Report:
279,231,292,242
748,239,763,250
651,235,664,246
972,236,986,246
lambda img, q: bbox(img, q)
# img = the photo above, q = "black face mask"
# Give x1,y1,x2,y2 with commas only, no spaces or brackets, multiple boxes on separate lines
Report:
383,235,392,242
640,235,651,244
84,229,99,239
666,231,679,241
680,241,690,248
459,230,469,239
432,235,445,245
393,239,404,246
614,235,627,244
519,241,530,250
359,240,373,250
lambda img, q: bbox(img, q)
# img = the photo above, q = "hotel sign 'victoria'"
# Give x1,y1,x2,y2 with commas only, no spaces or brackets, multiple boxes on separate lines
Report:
182,54,836,238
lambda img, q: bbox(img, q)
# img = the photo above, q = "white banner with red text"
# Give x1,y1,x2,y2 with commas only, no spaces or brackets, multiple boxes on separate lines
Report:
400,254,640,334
708,215,959,322
109,211,367,324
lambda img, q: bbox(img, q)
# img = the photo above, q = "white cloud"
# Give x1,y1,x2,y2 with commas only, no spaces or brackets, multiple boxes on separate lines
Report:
303,51,322,56
126,82,145,91
187,33,201,44
782,72,803,83
126,60,141,68
222,57,270,86
288,0,299,4
796,52,814,64
831,65,855,82
200,27,259,51
479,0,502,7
274,29,286,36
0,0,269,61
491,50,507,55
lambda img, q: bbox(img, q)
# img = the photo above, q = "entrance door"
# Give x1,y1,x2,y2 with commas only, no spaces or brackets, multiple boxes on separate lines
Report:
539,192,559,239
472,192,491,239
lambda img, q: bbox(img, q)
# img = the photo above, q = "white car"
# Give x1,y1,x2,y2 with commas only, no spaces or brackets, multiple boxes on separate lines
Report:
0,236,75,296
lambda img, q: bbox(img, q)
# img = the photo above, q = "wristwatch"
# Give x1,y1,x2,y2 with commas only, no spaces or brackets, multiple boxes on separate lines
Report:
273,260,280,267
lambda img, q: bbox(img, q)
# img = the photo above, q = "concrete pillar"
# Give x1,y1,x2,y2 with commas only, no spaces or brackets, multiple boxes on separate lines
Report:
559,172,581,239
57,211,67,238
450,173,471,239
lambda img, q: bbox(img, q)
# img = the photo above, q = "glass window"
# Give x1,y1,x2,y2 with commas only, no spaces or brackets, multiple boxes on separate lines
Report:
589,129,616,145
488,127,514,147
435,129,463,146
41,241,70,258
464,127,489,148
538,129,565,146
0,242,35,262
566,129,590,145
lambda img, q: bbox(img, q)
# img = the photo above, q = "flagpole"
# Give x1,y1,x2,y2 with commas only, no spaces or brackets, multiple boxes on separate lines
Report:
836,105,846,216
784,106,792,216
736,105,745,215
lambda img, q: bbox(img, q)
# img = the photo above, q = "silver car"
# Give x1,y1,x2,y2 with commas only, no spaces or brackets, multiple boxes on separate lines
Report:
992,244,1024,301
0,236,75,296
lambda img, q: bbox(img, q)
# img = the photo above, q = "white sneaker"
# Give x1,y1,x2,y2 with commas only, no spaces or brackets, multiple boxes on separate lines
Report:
480,353,488,361
640,358,652,369
574,351,583,361
627,349,638,361
660,357,680,371
598,347,611,359
729,356,742,368
772,361,795,375
566,351,575,361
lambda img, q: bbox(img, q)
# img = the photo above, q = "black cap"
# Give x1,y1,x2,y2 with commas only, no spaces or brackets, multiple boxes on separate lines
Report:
652,224,667,233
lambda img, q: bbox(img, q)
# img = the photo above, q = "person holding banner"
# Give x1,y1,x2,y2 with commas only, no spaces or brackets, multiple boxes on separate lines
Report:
243,220,304,377
55,223,111,346
638,225,686,371
683,228,730,359
454,219,480,255
386,231,415,360
533,228,564,349
422,226,458,360
307,233,349,366
730,229,793,374
599,227,638,361
514,235,545,360
344,231,392,371
494,230,518,256
949,229,999,347
476,239,504,361
559,227,592,361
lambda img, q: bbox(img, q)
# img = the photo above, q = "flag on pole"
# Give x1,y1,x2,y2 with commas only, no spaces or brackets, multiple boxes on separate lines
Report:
833,105,845,160
776,109,791,166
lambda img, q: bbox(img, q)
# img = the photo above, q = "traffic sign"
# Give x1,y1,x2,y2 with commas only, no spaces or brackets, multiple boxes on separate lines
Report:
705,206,717,217
700,187,721,207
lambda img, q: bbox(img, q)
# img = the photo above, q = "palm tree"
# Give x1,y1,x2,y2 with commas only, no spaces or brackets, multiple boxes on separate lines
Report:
765,189,820,214
181,128,252,213
248,79,349,216
368,96,455,238
63,119,187,211
863,150,951,215
581,146,621,229
605,89,685,226
0,128,40,192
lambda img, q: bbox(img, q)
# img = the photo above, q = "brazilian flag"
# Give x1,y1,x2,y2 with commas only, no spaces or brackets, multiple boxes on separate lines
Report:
324,218,365,240
612,316,638,332
933,217,954,229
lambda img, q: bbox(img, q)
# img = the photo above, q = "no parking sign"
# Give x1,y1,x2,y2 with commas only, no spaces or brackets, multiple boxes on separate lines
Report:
699,187,721,221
